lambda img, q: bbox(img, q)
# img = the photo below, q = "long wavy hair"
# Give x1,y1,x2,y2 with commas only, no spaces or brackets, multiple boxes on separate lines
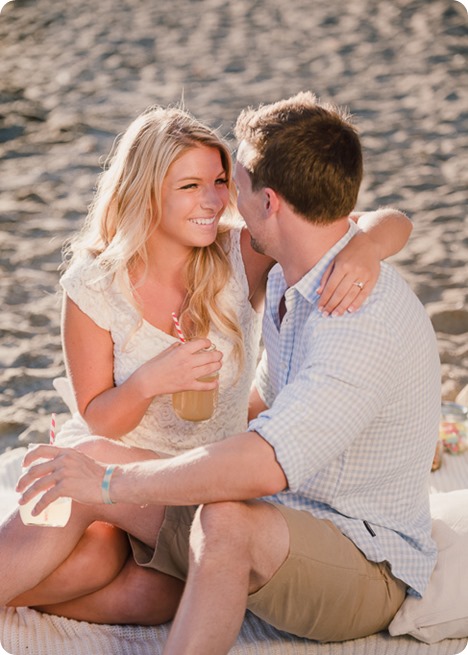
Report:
64,106,244,368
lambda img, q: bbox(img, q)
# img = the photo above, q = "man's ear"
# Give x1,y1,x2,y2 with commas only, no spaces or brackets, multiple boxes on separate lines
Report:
264,188,280,214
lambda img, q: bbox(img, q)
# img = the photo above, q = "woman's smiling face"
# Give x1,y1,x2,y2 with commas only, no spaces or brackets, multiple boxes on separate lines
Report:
156,145,230,249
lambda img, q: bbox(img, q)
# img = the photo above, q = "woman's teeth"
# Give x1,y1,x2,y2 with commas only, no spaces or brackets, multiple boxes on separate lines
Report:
190,217,216,225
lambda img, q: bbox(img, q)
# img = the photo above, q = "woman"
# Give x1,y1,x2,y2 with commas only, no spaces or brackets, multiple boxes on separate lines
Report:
4,105,412,624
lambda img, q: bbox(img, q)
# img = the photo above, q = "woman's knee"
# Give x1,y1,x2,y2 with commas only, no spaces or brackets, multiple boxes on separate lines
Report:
66,522,130,591
86,522,129,580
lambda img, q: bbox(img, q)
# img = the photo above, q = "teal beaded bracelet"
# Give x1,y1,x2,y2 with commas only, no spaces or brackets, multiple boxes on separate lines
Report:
101,465,116,505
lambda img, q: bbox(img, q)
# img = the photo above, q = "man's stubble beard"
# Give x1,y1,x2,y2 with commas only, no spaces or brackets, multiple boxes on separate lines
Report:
250,236,266,255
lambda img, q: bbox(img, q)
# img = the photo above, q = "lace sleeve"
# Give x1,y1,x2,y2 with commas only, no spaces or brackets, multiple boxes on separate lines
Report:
60,256,113,331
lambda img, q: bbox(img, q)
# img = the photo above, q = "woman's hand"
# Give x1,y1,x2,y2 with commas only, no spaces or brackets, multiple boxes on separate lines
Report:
317,208,412,317
317,230,380,317
17,446,107,513
135,338,223,399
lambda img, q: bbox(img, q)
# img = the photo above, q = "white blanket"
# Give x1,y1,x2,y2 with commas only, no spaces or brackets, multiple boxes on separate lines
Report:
0,447,467,655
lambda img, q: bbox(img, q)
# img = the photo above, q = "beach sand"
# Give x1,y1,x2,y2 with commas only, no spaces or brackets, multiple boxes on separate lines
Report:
0,0,467,452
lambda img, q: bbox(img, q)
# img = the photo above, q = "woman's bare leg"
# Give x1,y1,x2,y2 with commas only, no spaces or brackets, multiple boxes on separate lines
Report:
8,522,130,607
35,558,184,625
0,438,164,606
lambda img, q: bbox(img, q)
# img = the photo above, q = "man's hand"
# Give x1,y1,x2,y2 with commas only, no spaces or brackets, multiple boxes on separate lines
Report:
17,446,107,514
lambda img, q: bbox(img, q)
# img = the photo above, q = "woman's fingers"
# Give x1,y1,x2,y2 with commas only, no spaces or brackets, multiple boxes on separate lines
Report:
318,265,380,316
324,281,370,316
318,267,367,316
318,228,382,316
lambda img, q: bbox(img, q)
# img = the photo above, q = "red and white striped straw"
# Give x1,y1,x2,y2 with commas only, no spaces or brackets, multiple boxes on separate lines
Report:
49,413,56,445
171,312,186,343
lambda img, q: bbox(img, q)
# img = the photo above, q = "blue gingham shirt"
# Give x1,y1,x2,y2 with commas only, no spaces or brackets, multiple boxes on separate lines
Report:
249,220,440,597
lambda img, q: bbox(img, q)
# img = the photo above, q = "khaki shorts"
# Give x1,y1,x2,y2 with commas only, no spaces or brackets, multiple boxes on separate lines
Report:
129,503,407,643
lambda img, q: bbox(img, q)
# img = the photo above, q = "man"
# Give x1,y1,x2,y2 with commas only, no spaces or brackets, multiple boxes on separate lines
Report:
18,92,440,652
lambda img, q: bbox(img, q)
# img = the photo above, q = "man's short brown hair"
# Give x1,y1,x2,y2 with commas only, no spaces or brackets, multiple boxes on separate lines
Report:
234,91,363,223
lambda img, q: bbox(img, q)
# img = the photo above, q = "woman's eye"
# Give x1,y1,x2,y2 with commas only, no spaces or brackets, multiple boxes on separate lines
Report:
180,183,198,190
216,178,228,186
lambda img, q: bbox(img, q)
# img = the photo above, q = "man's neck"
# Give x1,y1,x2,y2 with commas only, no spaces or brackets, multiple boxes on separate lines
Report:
276,216,351,287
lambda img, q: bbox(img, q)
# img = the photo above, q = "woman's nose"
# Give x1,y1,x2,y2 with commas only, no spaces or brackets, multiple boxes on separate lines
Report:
201,186,224,211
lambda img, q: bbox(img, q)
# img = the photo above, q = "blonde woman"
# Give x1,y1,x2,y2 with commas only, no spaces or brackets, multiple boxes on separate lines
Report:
3,105,412,624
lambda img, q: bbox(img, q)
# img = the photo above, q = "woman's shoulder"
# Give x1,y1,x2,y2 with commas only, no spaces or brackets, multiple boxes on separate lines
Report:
61,252,113,291
60,252,117,330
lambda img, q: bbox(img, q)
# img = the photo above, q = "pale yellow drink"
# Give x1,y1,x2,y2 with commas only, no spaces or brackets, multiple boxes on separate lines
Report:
19,450,72,527
172,343,219,422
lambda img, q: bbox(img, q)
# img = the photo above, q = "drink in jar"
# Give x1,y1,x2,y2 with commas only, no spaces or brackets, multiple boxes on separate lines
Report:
172,343,219,422
19,450,72,527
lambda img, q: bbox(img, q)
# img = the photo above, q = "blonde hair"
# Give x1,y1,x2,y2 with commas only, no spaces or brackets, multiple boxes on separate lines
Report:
64,106,244,368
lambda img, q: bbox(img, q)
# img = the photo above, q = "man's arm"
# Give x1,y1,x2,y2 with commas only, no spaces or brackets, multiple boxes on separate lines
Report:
18,433,288,513
112,433,287,506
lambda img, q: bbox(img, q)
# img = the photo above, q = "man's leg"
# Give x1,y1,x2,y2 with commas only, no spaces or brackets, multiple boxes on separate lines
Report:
244,505,407,642
160,501,407,654
163,500,290,655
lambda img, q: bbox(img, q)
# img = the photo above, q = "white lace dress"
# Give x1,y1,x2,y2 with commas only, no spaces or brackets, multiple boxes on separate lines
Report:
56,226,262,455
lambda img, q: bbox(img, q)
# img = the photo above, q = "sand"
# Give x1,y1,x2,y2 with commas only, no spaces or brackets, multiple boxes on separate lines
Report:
0,0,467,452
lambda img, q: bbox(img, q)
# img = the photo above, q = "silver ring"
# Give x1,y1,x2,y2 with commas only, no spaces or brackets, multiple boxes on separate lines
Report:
353,281,365,290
